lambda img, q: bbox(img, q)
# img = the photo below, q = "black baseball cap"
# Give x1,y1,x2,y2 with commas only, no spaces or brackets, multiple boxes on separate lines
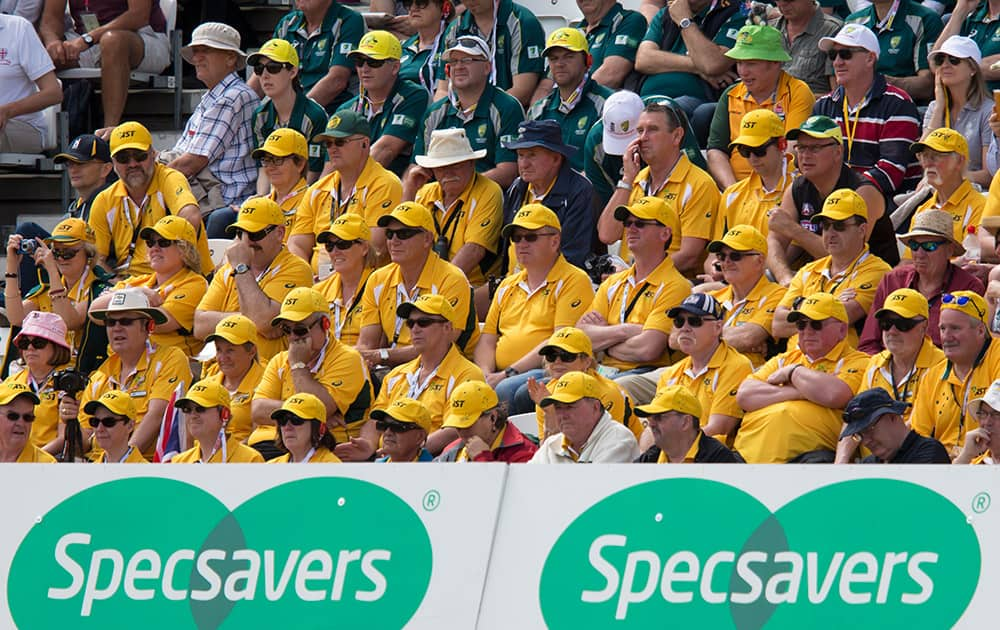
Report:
54,134,112,164
840,388,909,439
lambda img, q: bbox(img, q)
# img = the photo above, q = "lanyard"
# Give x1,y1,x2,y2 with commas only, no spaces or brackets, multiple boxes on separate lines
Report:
723,295,751,328
300,447,317,463
391,283,420,346
558,435,581,462
417,22,446,93
874,0,902,33
198,430,227,463
331,274,368,341
821,250,869,295
329,179,357,224
887,356,916,403
120,195,151,273
619,279,650,324
640,153,681,197
557,73,590,115
118,447,134,463
405,363,440,399
27,370,54,395
842,95,866,165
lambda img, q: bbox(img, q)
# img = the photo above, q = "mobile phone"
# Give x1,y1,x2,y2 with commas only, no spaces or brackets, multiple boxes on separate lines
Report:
993,89,1000,116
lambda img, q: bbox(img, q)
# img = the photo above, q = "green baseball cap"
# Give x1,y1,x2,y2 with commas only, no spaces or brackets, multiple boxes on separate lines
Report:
313,110,371,142
725,25,791,62
786,115,844,143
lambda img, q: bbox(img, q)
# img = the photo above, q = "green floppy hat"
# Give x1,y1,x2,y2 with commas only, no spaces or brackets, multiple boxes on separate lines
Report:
725,25,791,62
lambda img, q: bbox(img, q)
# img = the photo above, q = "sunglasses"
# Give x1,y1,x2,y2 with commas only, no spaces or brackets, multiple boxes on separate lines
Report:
827,48,864,61
178,404,210,414
385,227,423,241
324,239,358,252
406,317,448,328
260,155,291,167
673,315,715,328
280,318,323,337
716,251,758,262
931,53,963,66
326,137,365,148
14,336,49,350
113,151,149,165
143,237,174,249
52,248,82,260
232,225,277,242
407,0,431,8
905,240,946,252
541,349,580,363
275,415,309,427
878,316,921,332
510,231,558,243
88,416,127,428
5,411,35,422
736,140,777,158
354,57,387,68
376,419,421,432
105,316,148,328
943,293,986,319
794,319,826,331
818,218,861,233
622,218,660,229
253,61,292,75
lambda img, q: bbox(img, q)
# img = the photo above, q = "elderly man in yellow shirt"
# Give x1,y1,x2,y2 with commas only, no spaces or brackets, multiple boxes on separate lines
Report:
171,380,264,463
0,382,56,463
736,292,869,463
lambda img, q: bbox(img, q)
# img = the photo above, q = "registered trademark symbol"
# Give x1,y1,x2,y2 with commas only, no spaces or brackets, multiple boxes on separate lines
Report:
422,490,441,511
972,492,991,514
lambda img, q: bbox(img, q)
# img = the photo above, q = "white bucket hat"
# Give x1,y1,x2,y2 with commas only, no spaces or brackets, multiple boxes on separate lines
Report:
90,288,169,325
414,128,487,168
928,35,982,66
181,23,247,70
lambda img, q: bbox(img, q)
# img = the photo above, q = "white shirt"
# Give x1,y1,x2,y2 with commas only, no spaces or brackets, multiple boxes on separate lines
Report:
0,14,54,134
529,412,639,464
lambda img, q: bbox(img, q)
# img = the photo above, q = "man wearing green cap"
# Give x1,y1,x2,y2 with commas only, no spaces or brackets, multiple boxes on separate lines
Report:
706,24,814,189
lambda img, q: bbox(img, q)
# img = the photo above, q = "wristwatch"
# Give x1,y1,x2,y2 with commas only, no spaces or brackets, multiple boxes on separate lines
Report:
82,33,96,47
678,17,693,29
504,367,520,378
289,362,308,371
379,349,390,362
233,263,250,275
616,179,631,191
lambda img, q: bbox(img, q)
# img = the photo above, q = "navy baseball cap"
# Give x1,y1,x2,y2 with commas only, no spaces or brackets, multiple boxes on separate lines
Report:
667,293,725,320
840,388,909,439
54,134,112,164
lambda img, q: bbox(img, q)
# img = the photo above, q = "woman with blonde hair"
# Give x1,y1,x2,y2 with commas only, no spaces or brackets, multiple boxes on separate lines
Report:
313,213,376,346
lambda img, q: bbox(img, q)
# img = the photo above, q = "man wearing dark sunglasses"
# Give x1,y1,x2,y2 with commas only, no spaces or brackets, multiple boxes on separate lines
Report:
82,390,147,463
372,398,435,462
773,188,891,348
736,292,870,463
0,382,54,463
195,197,313,363
859,210,983,353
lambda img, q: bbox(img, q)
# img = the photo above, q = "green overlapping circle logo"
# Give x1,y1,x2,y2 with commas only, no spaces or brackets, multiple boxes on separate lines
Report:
540,478,980,629
8,477,432,629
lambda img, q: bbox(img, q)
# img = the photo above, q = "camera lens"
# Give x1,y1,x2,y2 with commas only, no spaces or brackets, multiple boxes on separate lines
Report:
19,240,37,256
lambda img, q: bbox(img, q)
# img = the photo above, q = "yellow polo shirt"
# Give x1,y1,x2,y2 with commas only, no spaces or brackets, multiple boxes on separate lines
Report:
270,178,309,243
911,338,1000,455
415,172,504,287
111,267,208,356
204,361,265,444
293,156,402,238
734,339,869,463
484,255,594,369
535,368,639,439
904,179,985,259
313,267,373,347
87,163,214,277
255,336,373,444
714,165,794,239
197,248,313,362
373,345,485,431
710,275,786,367
361,252,480,355
589,256,691,370
656,436,701,463
269,446,342,463
97,447,149,463
862,337,944,423
656,341,753,439
15,444,57,463
5,367,67,450
171,434,265,463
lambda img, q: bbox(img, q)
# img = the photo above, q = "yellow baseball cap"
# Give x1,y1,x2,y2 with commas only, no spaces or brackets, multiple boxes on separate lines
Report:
206,314,258,346
634,385,703,418
227,197,284,234
138,215,197,245
110,121,153,154
787,292,848,324
730,109,784,148
396,293,459,327
811,188,868,224
540,371,602,406
0,382,40,406
539,326,593,357
543,28,589,55
377,201,436,234
176,379,231,410
349,30,402,60
707,224,768,255
83,390,137,418
442,381,499,429
371,397,433,433
46,218,95,245
875,288,929,320
271,287,330,326
500,203,561,239
613,196,681,237
317,213,371,244
247,38,300,67
941,290,989,326
252,128,308,160
911,127,969,160
272,392,327,424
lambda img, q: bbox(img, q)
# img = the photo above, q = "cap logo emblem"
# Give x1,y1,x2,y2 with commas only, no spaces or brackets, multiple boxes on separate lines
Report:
221,320,238,328
284,297,298,306
890,294,907,302
118,130,135,139
329,115,341,129
620,120,629,132
111,293,127,306
743,120,756,129
452,399,464,408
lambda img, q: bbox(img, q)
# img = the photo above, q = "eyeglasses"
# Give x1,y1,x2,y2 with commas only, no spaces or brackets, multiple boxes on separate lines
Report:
510,231,558,243
143,237,174,249
905,240,946,252
716,251,759,262
280,318,323,337
878,316,922,332
52,248,82,260
105,316,149,328
794,319,826,331
5,411,35,423
673,315,716,328
252,61,293,75
406,317,448,328
354,57,387,68
541,349,581,363
943,293,986,319
113,151,149,165
931,53,964,66
260,155,291,167
376,419,421,432
177,403,210,414
736,140,777,159
88,416,127,428
794,142,839,155
385,227,423,241
622,218,660,229
324,239,359,251
818,218,862,233
275,415,308,427
325,137,366,148
975,407,1000,422
827,48,864,61
232,225,278,242
14,336,49,350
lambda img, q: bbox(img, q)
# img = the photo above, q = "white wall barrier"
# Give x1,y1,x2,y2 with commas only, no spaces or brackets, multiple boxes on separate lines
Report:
1,465,997,629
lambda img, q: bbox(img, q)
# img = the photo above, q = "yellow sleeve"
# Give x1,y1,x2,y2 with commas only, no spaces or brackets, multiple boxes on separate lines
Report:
148,349,192,401
254,354,286,401
356,175,403,229
909,376,939,438
587,275,617,320
440,266,474,332
553,269,596,328
483,280,511,336
748,286,787,334
161,168,199,210
710,355,753,418
714,184,737,241
834,351,870,394
783,79,816,133
643,280,690,333
260,254,313,303
324,348,373,420
779,268,806,309
983,169,1000,219
161,272,208,333
197,265,232,312
87,191,114,260
292,185,325,237
678,176,721,241
462,179,504,252
359,270,385,329
750,354,783,382
849,259,891,313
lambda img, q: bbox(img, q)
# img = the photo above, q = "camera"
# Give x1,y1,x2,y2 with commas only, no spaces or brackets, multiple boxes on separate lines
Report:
584,254,616,285
53,368,88,397
433,235,451,260
19,239,37,256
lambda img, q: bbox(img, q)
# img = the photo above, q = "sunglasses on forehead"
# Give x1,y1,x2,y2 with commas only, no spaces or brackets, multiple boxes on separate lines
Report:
943,293,986,319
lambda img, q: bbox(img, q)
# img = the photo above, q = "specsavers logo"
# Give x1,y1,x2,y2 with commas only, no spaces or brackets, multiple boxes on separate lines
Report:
9,477,432,629
540,479,979,629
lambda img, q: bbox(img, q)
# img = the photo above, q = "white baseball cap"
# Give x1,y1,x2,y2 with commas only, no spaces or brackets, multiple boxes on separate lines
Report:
819,23,880,58
928,35,982,66
602,91,643,156
968,379,1000,418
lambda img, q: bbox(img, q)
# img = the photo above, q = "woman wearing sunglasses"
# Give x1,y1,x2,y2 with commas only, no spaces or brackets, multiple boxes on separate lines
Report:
89,216,208,357
3,311,72,457
923,36,992,188
0,382,55,463
372,398,435,462
400,0,452,95
171,380,264,464
314,214,376,346
250,128,310,248
270,392,342,463
82,390,147,463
